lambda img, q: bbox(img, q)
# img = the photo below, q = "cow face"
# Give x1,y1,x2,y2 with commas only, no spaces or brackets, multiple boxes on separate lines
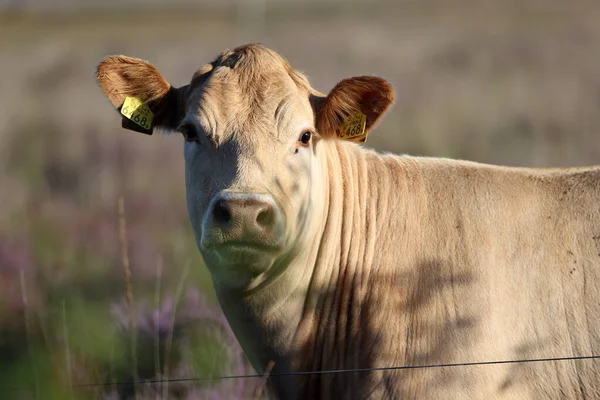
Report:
96,44,394,290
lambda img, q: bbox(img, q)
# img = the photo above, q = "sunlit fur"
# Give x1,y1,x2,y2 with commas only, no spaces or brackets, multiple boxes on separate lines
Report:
97,44,600,399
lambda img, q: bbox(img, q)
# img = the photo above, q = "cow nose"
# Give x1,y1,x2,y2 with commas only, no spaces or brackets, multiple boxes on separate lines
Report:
212,196,275,229
205,192,283,246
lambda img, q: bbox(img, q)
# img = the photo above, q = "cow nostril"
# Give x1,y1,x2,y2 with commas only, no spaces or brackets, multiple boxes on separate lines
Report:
213,199,231,224
256,205,275,228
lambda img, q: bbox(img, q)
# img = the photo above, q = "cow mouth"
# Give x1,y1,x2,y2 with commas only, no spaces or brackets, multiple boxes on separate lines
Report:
202,240,282,279
203,240,282,255
216,241,278,252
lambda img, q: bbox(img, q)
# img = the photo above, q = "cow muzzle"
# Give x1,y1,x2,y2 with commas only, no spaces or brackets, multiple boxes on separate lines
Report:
200,192,285,258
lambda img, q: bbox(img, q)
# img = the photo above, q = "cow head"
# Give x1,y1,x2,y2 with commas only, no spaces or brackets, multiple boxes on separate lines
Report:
96,44,394,290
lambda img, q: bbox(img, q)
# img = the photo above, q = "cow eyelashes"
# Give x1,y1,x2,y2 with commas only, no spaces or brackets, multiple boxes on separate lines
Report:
178,123,200,142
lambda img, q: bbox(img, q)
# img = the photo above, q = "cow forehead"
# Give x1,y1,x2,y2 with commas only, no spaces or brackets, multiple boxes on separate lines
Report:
185,47,313,140
188,57,312,141
193,67,301,112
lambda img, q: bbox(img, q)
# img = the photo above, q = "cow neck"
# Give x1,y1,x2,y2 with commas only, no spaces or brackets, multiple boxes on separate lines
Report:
292,140,381,370
286,140,415,399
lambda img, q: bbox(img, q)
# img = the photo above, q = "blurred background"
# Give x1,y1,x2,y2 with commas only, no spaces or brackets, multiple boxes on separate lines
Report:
1,0,600,398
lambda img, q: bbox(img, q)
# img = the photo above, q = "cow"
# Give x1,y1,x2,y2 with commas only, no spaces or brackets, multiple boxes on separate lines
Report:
96,43,600,399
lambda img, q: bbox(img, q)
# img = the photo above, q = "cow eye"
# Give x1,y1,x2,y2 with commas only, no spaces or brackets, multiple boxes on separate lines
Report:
179,123,199,142
299,131,312,145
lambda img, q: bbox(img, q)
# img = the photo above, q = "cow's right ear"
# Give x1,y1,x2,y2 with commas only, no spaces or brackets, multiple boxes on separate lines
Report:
96,55,186,135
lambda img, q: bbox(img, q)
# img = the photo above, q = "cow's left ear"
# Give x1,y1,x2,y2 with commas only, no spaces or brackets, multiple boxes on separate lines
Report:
311,76,395,142
96,55,187,135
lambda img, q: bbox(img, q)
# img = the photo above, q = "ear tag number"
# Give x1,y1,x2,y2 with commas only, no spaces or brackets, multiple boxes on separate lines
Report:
121,96,154,130
339,111,367,143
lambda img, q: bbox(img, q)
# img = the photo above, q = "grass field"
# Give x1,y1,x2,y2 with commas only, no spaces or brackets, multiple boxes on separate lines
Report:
1,1,600,398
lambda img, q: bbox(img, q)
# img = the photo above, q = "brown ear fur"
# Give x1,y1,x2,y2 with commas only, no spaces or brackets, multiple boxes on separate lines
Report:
96,55,186,131
315,76,395,138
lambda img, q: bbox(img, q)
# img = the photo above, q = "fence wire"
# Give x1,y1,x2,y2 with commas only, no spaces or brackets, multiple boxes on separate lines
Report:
7,353,598,392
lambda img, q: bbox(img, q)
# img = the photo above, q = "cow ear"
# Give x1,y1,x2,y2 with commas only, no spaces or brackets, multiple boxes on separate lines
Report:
312,76,395,142
96,55,186,135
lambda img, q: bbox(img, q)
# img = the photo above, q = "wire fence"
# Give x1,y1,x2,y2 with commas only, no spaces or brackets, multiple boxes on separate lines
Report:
7,352,600,393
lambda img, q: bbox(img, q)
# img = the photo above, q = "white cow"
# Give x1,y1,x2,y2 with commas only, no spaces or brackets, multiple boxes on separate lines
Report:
97,44,600,399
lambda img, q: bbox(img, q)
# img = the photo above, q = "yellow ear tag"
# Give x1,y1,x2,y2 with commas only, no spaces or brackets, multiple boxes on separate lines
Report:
339,111,367,143
120,96,154,130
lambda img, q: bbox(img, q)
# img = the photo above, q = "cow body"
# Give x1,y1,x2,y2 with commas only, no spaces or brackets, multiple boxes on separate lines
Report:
96,44,600,399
